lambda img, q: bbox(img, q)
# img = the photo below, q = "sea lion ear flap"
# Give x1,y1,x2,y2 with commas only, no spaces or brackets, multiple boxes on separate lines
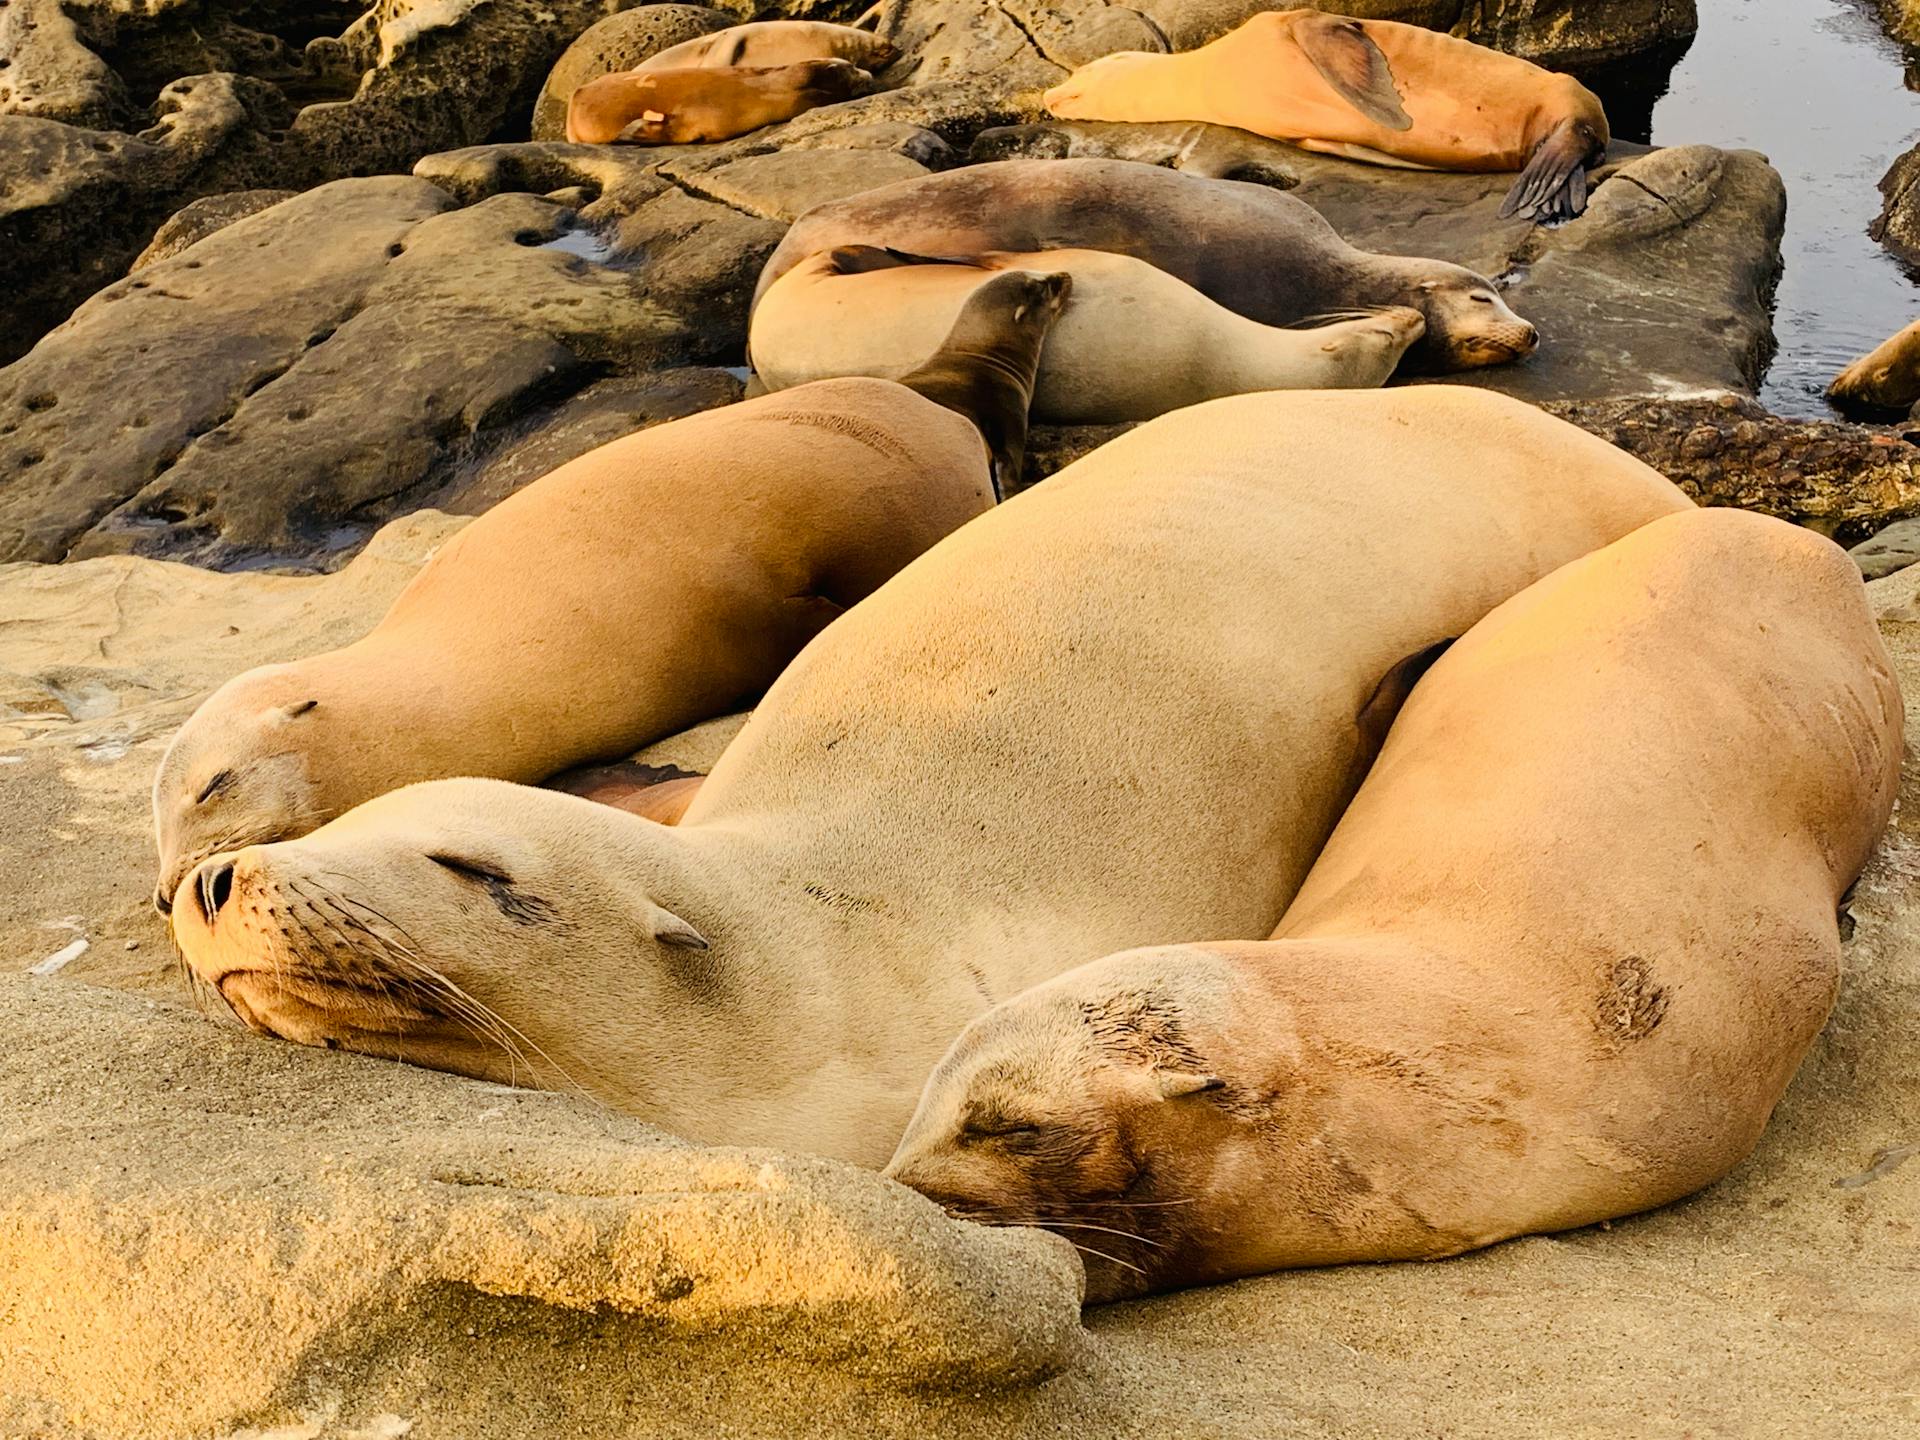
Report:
651,908,709,950
1155,1071,1224,1100
277,699,319,722
1295,14,1412,132
1350,637,1454,785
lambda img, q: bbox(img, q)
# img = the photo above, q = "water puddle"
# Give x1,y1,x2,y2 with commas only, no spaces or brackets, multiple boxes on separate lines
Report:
1644,0,1920,417
541,227,620,265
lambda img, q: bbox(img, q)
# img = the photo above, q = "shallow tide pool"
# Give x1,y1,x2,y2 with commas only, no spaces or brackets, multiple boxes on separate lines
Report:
1644,0,1920,416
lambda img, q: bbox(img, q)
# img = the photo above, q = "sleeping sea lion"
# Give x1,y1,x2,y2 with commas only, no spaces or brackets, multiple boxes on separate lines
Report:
637,19,898,73
565,59,870,144
169,388,1687,1166
1043,10,1611,221
756,159,1537,373
151,271,1069,912
751,245,1426,423
884,509,1899,1300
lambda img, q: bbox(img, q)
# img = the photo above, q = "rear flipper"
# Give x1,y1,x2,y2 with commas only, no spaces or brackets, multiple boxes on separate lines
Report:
1499,118,1605,223
824,244,991,275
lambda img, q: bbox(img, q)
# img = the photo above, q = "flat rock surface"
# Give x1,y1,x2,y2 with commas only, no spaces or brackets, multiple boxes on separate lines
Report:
0,506,1916,1439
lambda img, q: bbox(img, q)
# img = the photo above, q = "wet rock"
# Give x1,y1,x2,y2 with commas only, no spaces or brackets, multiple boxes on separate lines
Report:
129,187,298,267
1873,140,1920,269
1872,0,1920,45
0,175,757,568
530,4,737,142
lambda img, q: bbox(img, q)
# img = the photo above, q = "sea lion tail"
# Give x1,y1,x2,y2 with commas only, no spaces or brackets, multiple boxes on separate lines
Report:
1500,117,1601,223
897,270,1072,500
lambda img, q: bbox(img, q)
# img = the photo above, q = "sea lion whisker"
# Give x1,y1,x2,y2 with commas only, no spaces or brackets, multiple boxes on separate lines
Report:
1062,1241,1148,1278
1031,1218,1163,1248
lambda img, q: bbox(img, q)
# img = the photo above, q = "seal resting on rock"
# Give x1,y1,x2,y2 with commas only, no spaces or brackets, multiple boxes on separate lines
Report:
151,272,1069,912
565,59,870,144
751,245,1426,423
885,508,1899,1300
1829,318,1920,417
757,159,1537,373
169,388,1687,1166
1043,10,1611,221
637,19,897,73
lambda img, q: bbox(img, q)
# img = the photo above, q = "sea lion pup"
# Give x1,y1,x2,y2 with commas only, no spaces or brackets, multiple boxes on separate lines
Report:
151,272,1067,912
1828,317,1920,417
755,158,1537,373
1042,10,1611,222
564,59,869,144
885,508,1900,1301
169,388,1689,1166
751,245,1426,423
637,20,898,73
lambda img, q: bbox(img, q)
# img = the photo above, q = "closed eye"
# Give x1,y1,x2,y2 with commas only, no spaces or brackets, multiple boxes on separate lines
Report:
1471,294,1495,304
195,769,234,804
427,853,515,887
962,1119,1043,1144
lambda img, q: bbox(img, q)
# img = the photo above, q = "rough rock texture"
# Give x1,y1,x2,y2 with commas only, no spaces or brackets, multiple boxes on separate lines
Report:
0,973,1088,1439
128,186,298,268
530,4,735,142
1873,0,1920,45
1541,394,1920,545
1,507,1916,1438
1874,140,1920,269
0,174,788,567
1851,515,1920,580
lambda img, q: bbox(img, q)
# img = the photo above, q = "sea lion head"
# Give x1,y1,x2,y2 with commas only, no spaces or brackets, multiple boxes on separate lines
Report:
152,664,335,916
1397,268,1538,372
168,779,718,1103
885,949,1244,1302
1828,322,1920,416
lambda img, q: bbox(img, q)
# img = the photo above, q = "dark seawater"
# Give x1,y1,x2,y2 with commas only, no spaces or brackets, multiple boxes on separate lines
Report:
1642,0,1920,416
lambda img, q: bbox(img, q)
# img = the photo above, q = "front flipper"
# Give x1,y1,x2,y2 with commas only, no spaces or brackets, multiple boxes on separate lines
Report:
1500,117,1603,222
1294,14,1413,132
824,245,991,275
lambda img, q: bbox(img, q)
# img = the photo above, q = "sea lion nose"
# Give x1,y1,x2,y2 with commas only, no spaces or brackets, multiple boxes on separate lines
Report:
1517,322,1540,352
197,861,237,923
153,884,172,916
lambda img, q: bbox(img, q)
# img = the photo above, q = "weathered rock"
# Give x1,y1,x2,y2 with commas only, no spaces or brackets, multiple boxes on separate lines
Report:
0,971,1087,1440
0,0,125,128
129,186,298,267
1872,0,1920,45
0,176,734,567
1541,393,1920,544
1873,140,1920,269
530,4,736,142
1851,515,1920,580
0,74,293,365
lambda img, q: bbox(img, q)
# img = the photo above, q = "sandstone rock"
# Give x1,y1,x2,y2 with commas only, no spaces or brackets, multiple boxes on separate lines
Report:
1851,515,1920,580
530,4,736,142
0,971,1087,1440
0,175,754,568
129,187,298,267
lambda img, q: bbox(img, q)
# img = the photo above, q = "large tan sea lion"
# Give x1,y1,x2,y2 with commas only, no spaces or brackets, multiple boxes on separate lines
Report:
884,508,1900,1300
565,58,870,144
751,245,1426,423
169,388,1688,1167
151,271,1068,912
1829,317,1920,416
637,19,897,73
756,159,1538,373
1043,10,1611,221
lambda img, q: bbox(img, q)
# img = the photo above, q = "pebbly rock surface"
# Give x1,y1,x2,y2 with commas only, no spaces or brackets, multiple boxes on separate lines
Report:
0,502,1915,1439
1875,140,1920,269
